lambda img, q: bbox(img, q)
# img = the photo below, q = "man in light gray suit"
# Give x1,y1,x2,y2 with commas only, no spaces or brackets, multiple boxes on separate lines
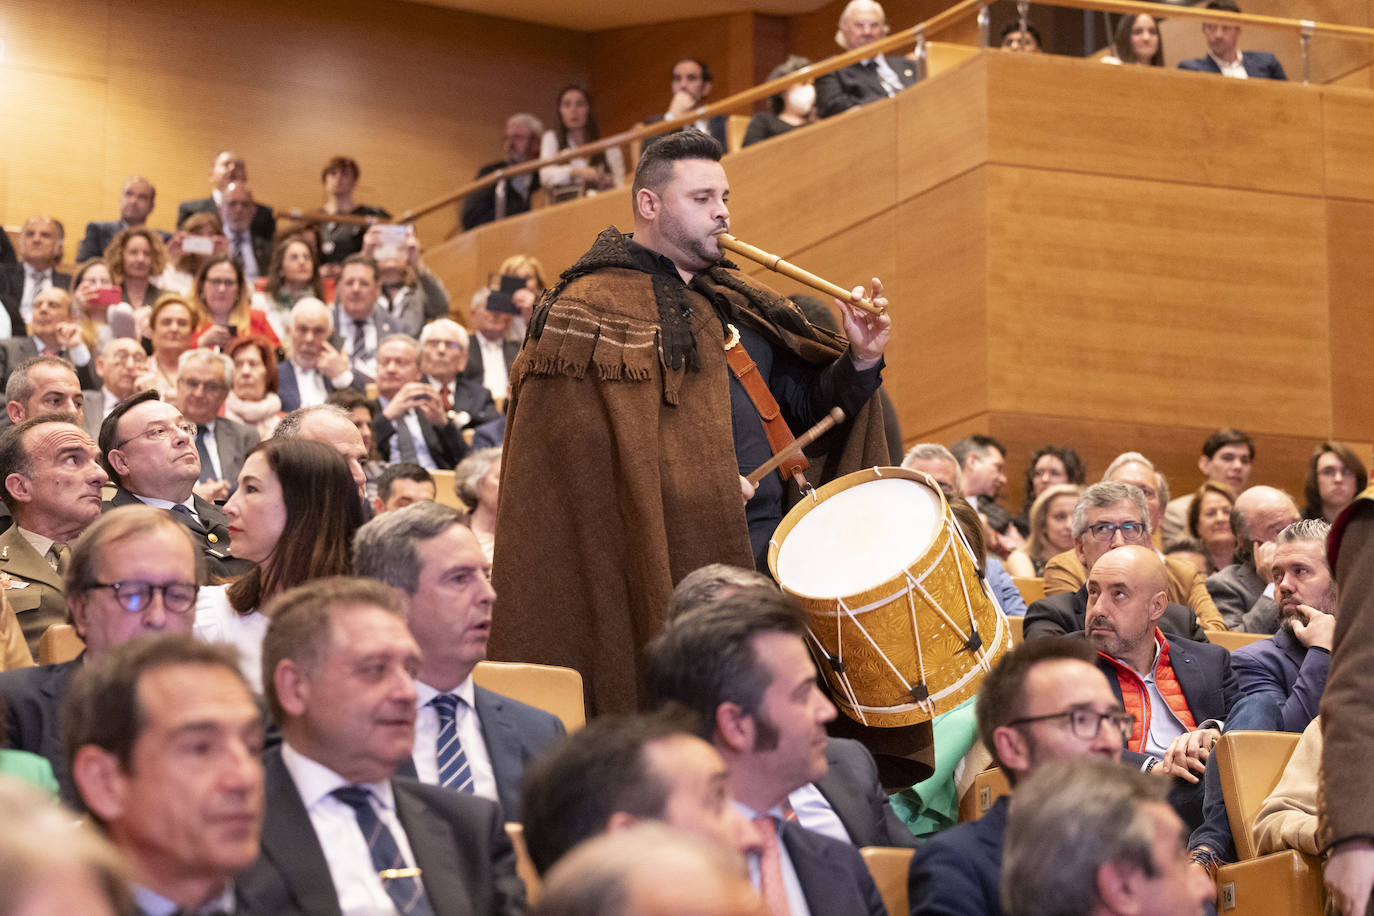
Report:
175,349,258,503
353,501,565,822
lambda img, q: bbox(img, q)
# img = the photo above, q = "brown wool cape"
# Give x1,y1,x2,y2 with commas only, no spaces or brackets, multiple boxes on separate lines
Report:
489,227,896,720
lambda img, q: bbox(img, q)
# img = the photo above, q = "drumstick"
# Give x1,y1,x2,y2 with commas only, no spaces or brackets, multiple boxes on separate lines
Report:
746,408,846,487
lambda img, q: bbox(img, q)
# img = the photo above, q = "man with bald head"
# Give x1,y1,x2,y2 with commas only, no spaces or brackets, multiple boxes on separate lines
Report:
176,150,274,245
1206,485,1300,633
1085,545,1239,830
815,0,919,117
272,404,369,503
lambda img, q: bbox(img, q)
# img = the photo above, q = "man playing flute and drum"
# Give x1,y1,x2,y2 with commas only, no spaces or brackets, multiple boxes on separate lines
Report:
492,128,898,720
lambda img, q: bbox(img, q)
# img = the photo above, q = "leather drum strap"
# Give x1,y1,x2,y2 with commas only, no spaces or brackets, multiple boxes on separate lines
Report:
723,324,809,484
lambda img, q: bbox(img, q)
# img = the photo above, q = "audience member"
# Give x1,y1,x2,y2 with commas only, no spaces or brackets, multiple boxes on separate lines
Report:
540,85,626,196
1165,537,1211,580
952,434,1008,514
815,0,918,118
1252,716,1321,857
648,58,729,148
464,288,521,403
743,56,817,147
1006,483,1080,578
643,591,887,914
1104,13,1165,65
219,182,272,284
176,348,259,503
455,446,501,561
240,576,528,913
1178,0,1286,79
273,403,372,504
533,823,764,916
908,638,1129,914
420,319,499,430
1205,485,1299,632
1025,482,1206,640
102,226,166,309
158,211,227,294
1002,758,1212,916
521,709,753,874
4,355,86,427
373,462,435,514
1000,21,1044,52
1044,457,1224,630
189,254,280,349
461,114,544,231
90,339,147,434
0,774,131,914
176,151,274,244
335,255,401,379
364,224,450,337
317,155,391,273
252,234,325,340
951,494,1029,616
69,259,124,352
76,176,166,262
65,635,262,914
901,441,961,496
145,294,197,395
354,502,564,820
277,297,360,412
1302,440,1365,524
1085,545,1239,831
0,505,200,804
1162,428,1253,545
497,252,547,329
1016,445,1086,534
0,289,98,390
1185,481,1237,574
0,216,69,336
373,334,468,470
223,334,283,438
100,390,252,580
0,413,106,654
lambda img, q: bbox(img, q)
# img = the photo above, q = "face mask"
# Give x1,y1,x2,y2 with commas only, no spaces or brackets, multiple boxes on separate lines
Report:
786,84,816,113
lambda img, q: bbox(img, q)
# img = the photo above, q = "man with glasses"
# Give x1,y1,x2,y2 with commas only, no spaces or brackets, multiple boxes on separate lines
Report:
418,319,499,432
175,349,259,503
277,297,365,413
1025,481,1207,641
99,390,252,581
86,338,151,434
908,638,1130,914
0,504,201,806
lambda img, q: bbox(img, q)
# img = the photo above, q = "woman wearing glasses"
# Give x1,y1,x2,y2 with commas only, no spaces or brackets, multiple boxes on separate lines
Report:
1302,441,1367,524
188,255,281,351
194,438,363,692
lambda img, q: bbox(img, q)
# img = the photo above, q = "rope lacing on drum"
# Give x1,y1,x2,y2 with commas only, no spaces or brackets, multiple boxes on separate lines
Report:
805,627,867,725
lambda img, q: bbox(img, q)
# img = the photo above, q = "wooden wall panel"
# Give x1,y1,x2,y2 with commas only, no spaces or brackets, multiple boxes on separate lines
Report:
983,164,1330,436
1322,86,1374,200
896,52,989,200
1327,198,1374,440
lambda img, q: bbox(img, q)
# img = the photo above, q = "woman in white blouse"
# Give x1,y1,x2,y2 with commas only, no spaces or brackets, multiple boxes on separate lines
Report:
539,85,625,197
194,438,363,691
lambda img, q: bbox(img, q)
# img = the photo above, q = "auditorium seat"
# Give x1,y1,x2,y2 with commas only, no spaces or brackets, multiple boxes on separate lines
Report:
472,659,586,731
860,846,916,916
1208,630,1269,652
38,624,83,665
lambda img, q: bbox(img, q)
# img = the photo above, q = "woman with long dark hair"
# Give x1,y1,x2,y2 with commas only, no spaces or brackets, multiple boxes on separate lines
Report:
538,85,625,197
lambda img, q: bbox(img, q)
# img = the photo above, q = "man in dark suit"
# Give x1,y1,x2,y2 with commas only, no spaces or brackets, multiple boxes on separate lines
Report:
815,0,919,119
419,320,500,431
238,577,527,915
644,591,886,915
219,182,274,284
372,336,467,471
460,113,544,231
0,288,100,392
908,638,1129,915
175,349,259,501
0,216,71,338
75,176,169,262
276,298,367,413
1179,0,1287,79
0,414,108,656
645,59,729,149
99,391,252,581
176,150,275,243
1206,485,1300,633
0,505,202,807
82,337,148,436
67,634,263,915
354,501,564,821
462,289,521,402
335,255,403,380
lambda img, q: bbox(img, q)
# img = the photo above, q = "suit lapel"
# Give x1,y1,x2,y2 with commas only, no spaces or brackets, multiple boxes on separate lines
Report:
779,821,850,913
811,744,864,845
259,752,343,916
0,527,62,590
473,687,520,819
394,783,474,916
1166,637,1210,719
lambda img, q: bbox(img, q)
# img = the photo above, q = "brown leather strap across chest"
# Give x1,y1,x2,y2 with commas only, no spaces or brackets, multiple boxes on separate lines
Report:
722,324,809,485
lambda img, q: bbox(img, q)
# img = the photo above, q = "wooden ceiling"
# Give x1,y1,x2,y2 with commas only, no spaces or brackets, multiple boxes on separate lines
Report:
407,0,832,31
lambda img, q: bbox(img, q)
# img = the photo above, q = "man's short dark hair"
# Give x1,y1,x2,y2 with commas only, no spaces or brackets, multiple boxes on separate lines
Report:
321,155,360,182
97,389,162,485
0,411,84,509
632,129,723,198
999,20,1044,43
1204,0,1241,11
1201,428,1254,460
354,501,465,594
62,635,247,776
5,355,78,407
521,706,697,875
974,638,1098,781
642,589,806,746
951,434,1006,467
340,253,378,281
675,57,712,83
376,462,434,504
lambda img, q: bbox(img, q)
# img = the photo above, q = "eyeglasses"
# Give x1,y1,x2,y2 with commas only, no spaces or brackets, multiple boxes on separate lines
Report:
1083,521,1149,544
115,421,197,449
1007,706,1135,740
181,379,228,393
89,580,199,614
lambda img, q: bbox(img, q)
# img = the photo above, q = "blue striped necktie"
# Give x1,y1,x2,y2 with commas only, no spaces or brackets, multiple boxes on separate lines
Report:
431,694,474,793
331,786,435,916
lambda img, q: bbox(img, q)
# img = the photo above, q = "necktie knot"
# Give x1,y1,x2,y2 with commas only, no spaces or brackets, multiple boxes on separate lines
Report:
331,784,373,812
430,693,461,721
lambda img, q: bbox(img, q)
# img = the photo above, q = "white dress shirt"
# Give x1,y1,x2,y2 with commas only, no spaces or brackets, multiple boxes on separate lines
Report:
20,266,52,322
376,395,438,469
197,419,223,481
476,334,509,400
412,676,499,804
1210,51,1249,78
280,742,423,916
786,782,852,845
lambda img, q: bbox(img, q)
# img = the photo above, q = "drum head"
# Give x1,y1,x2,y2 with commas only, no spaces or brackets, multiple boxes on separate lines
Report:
775,475,943,598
